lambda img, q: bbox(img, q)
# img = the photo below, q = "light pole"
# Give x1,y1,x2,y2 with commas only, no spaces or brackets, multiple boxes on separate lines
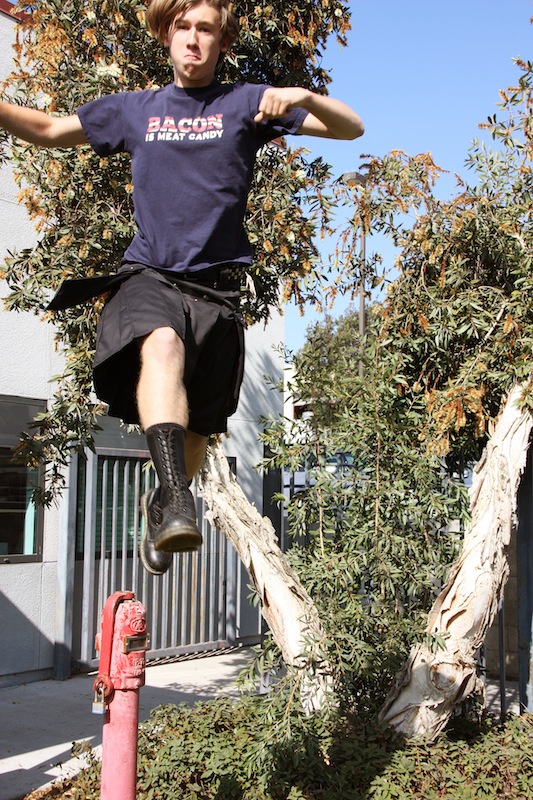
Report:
341,170,367,377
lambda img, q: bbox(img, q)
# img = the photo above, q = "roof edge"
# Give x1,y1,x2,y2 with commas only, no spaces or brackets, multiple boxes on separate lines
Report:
0,1,22,21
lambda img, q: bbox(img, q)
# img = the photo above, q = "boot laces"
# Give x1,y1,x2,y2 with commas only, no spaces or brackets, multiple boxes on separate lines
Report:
157,431,192,517
146,488,163,528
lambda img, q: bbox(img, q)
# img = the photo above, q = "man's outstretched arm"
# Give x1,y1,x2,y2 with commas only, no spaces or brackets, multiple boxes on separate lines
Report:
254,87,364,140
0,102,87,147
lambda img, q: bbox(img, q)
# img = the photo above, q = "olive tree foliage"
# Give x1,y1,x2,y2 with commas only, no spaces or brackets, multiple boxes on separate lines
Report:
259,49,533,718
0,0,349,502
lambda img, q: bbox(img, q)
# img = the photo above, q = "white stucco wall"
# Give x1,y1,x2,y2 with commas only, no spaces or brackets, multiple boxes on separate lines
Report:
0,6,62,398
0,7,68,684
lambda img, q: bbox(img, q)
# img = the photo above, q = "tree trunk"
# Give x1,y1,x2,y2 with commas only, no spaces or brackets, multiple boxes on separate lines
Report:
198,439,332,712
379,382,533,739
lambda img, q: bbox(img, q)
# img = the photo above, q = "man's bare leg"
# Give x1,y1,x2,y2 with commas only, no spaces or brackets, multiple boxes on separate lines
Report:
137,326,203,575
137,327,209,479
137,326,188,430
184,430,209,481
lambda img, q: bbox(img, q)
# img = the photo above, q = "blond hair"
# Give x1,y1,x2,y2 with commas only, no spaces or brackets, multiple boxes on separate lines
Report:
146,0,239,47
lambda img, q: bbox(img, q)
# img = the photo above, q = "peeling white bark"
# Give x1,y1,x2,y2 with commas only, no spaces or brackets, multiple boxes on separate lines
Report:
379,382,533,738
198,439,332,712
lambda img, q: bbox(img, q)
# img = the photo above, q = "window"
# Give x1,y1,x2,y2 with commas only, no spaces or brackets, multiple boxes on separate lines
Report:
0,396,45,563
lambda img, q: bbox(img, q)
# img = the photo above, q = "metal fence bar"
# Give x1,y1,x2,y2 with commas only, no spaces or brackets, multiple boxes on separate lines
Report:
517,451,533,714
121,459,130,590
498,598,507,719
218,526,227,642
208,520,216,644
199,519,208,643
225,531,237,645
79,449,98,666
180,551,190,646
110,459,119,595
160,570,170,651
53,453,79,680
97,458,109,621
132,460,141,595
150,575,161,652
170,554,179,649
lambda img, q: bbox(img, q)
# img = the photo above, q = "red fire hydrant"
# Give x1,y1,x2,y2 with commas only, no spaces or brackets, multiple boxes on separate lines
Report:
93,591,149,800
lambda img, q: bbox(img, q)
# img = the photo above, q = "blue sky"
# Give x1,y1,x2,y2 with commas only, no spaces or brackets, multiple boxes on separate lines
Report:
284,0,533,352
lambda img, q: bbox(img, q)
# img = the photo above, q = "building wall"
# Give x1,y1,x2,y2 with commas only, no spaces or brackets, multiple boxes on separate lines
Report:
0,7,285,682
0,4,67,684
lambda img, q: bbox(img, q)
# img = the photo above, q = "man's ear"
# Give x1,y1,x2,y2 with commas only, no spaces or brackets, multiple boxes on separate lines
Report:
163,22,175,48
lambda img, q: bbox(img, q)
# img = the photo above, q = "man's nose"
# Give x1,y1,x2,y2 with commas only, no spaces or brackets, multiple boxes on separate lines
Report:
186,26,199,44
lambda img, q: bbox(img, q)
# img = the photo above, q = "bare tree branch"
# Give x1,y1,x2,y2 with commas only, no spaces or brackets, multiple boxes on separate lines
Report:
199,439,332,712
379,381,533,738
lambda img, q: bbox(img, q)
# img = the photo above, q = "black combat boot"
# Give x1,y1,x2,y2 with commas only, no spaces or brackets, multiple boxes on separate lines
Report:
140,423,202,576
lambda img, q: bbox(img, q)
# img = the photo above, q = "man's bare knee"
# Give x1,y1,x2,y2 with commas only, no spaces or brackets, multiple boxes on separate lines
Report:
139,326,183,363
136,326,188,429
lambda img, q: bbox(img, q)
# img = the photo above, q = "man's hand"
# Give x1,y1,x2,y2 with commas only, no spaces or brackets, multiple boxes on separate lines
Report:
254,87,310,123
254,85,364,141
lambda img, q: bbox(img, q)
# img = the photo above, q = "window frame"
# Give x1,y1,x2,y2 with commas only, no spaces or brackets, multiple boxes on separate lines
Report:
0,394,46,564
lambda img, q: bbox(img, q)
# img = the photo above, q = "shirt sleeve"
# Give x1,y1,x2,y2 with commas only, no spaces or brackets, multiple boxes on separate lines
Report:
77,93,128,156
252,85,309,148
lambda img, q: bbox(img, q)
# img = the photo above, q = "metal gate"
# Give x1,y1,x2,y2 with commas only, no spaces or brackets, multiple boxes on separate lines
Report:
69,446,238,672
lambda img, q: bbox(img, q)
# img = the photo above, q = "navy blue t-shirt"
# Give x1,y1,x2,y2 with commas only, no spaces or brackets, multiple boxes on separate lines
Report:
77,81,308,273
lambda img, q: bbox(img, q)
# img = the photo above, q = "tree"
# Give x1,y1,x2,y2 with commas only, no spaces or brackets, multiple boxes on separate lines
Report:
261,46,533,733
374,53,533,736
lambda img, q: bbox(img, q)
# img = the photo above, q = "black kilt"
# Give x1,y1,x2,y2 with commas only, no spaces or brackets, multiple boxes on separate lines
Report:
49,265,245,435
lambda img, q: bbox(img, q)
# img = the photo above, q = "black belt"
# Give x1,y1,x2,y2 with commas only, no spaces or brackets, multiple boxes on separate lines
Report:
47,264,244,311
148,264,243,291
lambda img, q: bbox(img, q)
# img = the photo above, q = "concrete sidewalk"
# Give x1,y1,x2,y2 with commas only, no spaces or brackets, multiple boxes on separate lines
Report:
0,647,253,800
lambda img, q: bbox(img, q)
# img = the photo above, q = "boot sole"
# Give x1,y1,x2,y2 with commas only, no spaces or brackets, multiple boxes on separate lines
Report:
155,522,203,553
140,489,202,555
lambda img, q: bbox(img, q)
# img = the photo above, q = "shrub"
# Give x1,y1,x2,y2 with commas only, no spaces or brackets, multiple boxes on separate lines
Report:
35,699,533,800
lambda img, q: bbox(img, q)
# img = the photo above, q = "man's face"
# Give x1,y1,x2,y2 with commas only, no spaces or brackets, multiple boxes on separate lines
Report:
167,2,227,88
